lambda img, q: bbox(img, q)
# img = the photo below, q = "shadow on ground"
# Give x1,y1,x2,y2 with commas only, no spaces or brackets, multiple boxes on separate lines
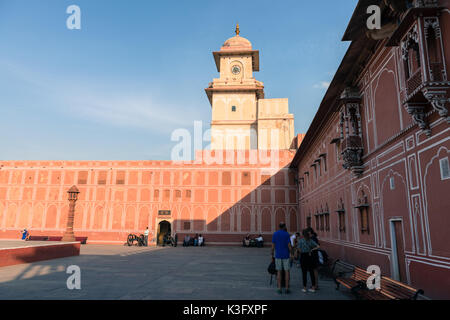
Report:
0,245,354,300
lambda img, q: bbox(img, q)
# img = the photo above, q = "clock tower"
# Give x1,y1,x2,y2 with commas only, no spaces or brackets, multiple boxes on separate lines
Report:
205,25,295,150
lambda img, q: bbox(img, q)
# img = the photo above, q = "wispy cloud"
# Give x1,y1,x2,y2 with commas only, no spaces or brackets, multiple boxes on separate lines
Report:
0,60,207,134
313,81,330,89
64,91,202,132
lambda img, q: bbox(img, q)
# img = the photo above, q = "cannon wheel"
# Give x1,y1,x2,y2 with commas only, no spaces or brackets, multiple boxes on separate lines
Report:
127,234,135,246
138,234,145,246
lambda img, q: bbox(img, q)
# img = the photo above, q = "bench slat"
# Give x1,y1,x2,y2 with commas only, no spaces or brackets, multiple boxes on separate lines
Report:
333,259,423,300
382,276,418,292
380,286,414,299
337,278,359,288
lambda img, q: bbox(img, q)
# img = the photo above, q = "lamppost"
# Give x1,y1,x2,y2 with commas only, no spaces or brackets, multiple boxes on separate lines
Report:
62,185,80,242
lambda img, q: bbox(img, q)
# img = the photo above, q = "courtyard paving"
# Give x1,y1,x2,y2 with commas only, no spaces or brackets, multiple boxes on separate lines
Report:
0,244,354,300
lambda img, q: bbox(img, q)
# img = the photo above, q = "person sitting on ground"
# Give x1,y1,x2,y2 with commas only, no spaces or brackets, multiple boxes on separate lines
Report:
169,234,176,247
183,235,191,247
198,234,204,247
194,233,199,246
255,234,264,247
162,233,169,246
167,234,174,246
243,234,251,247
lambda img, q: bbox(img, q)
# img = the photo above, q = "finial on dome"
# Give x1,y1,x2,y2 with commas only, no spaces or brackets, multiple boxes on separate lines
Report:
235,23,240,36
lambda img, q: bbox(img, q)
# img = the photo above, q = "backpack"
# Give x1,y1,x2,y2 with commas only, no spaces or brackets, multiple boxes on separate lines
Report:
267,259,277,275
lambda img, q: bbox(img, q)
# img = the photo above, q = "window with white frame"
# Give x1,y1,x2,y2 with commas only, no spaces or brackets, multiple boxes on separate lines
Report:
335,143,340,163
390,177,395,190
440,157,449,180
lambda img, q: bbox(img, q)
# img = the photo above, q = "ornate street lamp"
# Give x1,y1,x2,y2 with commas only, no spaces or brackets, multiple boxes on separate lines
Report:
62,185,80,242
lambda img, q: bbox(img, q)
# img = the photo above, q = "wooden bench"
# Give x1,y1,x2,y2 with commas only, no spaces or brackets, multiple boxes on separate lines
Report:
75,237,88,244
28,236,88,244
28,236,49,241
332,259,424,300
377,275,424,300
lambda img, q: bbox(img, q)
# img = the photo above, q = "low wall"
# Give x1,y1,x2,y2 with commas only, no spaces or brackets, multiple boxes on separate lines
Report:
0,229,273,245
0,242,81,267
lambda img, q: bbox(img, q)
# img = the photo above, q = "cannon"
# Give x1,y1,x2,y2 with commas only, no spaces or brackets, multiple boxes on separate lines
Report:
127,234,145,246
161,234,176,247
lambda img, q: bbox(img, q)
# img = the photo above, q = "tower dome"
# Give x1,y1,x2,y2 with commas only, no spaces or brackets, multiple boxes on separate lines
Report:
220,24,252,51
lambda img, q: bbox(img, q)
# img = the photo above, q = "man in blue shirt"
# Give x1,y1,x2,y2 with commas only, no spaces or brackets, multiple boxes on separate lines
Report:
20,229,29,241
271,222,293,294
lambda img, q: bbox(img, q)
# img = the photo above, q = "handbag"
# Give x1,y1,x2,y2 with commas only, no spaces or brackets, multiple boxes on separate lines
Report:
318,250,324,265
268,259,277,275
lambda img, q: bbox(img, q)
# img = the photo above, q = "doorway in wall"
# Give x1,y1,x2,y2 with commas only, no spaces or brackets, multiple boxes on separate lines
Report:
390,219,407,282
158,221,171,246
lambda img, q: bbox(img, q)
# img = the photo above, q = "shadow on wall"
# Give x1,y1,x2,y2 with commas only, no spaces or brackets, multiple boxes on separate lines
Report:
0,163,300,245
169,163,299,245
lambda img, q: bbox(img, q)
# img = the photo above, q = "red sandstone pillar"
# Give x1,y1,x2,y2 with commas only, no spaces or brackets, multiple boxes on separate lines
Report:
62,185,80,242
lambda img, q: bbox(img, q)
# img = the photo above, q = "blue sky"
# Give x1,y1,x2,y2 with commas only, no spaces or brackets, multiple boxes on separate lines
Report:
0,0,358,160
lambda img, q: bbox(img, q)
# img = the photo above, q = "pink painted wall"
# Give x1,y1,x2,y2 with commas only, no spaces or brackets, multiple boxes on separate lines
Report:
295,2,450,299
0,150,299,245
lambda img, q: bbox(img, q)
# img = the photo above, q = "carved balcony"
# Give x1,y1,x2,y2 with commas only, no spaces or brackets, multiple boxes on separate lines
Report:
386,1,450,130
341,135,364,177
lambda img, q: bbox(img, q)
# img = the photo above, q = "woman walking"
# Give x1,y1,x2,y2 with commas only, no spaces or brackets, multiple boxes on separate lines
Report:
297,229,320,293
306,227,321,290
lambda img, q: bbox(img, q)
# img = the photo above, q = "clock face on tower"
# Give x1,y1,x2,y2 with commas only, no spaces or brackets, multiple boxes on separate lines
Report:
231,65,241,75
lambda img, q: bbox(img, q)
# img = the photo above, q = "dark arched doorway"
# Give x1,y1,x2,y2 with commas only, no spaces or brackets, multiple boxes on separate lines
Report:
157,221,171,246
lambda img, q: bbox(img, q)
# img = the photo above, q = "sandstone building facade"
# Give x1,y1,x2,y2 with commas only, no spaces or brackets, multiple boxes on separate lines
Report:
291,0,450,299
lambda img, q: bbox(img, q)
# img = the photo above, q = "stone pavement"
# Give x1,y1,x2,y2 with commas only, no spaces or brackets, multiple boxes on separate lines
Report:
0,244,354,300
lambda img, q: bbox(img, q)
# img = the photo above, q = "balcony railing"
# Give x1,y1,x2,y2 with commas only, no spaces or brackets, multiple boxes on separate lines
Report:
407,69,423,95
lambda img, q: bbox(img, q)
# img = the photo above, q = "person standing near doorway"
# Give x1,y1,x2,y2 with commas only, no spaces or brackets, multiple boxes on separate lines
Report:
144,227,150,247
271,222,293,294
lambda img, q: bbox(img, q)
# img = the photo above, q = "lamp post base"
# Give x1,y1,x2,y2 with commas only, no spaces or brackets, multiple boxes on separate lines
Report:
61,233,76,242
